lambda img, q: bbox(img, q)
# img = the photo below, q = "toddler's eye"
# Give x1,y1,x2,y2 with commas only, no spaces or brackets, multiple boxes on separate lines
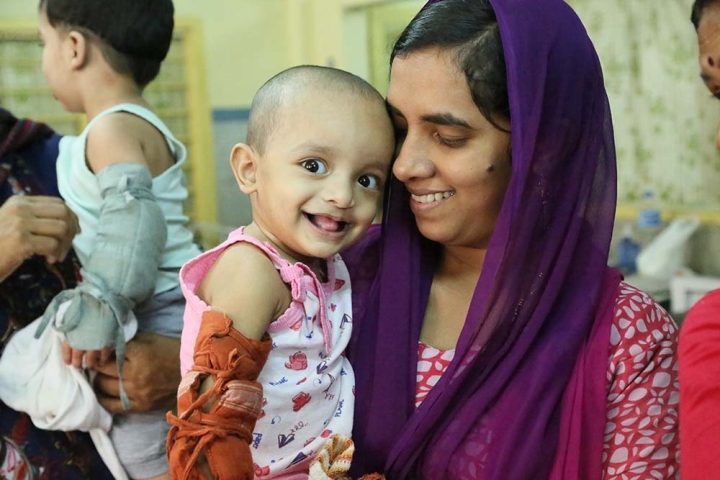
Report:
301,159,327,174
358,174,380,190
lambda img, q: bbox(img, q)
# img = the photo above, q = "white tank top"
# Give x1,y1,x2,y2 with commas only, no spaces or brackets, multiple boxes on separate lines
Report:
57,103,201,294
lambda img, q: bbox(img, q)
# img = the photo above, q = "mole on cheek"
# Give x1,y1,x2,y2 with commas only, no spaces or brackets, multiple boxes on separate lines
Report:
710,56,716,67
487,164,496,172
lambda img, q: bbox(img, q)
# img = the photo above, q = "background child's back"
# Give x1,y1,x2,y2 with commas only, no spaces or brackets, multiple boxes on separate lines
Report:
34,1,199,478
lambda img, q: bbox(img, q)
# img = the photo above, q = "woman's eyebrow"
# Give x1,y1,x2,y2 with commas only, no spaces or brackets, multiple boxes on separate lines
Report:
387,102,472,128
421,113,472,128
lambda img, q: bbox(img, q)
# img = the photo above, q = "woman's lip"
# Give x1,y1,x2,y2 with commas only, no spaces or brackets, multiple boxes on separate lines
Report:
409,193,453,213
410,191,455,204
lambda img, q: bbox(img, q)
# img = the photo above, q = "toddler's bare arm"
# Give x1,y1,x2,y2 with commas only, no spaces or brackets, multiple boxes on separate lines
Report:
167,243,290,479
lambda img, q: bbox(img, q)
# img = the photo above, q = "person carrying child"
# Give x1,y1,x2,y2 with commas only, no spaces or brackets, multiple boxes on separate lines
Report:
166,65,395,479
0,1,200,479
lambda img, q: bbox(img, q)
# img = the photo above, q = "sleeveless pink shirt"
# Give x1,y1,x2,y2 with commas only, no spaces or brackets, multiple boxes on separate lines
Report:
179,227,355,478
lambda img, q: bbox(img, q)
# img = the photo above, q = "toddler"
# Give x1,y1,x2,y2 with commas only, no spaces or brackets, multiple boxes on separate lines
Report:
1,1,200,479
166,65,394,479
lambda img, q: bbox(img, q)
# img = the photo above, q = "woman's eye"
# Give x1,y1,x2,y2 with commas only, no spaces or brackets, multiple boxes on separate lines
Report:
434,133,467,148
301,159,327,174
358,174,381,190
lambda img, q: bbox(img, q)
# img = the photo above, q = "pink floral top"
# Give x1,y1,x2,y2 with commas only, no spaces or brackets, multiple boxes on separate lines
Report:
179,228,355,477
415,282,679,479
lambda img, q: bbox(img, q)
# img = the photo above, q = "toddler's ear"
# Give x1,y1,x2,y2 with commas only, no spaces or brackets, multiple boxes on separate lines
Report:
67,30,89,70
230,143,258,194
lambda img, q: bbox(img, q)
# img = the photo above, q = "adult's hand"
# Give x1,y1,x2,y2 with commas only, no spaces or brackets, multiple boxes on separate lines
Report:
93,330,181,414
0,195,80,282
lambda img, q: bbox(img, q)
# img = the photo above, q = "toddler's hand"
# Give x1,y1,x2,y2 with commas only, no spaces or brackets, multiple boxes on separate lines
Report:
61,340,113,369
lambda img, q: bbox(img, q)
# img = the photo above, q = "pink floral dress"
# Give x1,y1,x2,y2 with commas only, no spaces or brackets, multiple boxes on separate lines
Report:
179,227,355,478
415,282,679,479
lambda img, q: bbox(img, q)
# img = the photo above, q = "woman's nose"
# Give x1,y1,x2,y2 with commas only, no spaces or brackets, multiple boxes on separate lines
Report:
392,135,434,182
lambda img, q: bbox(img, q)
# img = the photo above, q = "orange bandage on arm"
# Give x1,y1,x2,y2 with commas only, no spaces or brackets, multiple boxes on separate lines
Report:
167,311,272,480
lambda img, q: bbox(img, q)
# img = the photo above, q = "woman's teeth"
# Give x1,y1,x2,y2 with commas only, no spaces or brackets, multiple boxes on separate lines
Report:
411,191,454,204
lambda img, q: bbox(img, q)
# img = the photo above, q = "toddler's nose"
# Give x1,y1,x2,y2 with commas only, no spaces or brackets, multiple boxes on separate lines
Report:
322,179,355,208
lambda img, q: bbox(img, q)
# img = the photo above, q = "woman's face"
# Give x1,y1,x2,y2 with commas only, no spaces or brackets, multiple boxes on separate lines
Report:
697,4,720,150
388,47,512,250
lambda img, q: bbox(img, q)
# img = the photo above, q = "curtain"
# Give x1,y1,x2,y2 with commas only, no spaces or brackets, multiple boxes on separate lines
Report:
571,0,720,208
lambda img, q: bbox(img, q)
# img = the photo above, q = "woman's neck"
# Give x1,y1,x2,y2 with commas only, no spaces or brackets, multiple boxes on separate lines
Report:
420,245,487,350
437,244,487,282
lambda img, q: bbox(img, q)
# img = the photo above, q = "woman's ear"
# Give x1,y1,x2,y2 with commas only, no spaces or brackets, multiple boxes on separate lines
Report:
230,143,259,194
67,30,88,70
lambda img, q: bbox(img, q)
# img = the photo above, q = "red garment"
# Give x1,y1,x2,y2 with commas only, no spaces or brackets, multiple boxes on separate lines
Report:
416,282,679,479
679,289,720,480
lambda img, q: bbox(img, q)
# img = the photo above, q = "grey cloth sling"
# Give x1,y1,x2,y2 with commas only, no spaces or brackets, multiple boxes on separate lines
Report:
35,163,167,409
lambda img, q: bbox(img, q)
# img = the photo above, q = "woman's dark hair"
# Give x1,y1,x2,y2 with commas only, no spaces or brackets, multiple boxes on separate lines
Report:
692,0,720,29
391,0,509,130
39,0,174,88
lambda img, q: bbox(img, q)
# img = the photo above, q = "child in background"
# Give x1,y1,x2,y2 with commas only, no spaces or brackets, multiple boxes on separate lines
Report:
31,0,198,478
166,65,394,479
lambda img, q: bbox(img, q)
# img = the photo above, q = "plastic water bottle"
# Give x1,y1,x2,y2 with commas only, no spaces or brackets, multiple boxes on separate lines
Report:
636,190,663,250
616,224,640,274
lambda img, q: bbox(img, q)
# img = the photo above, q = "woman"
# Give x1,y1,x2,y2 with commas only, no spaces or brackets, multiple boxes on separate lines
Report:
678,1,720,478
0,108,181,478
344,0,680,478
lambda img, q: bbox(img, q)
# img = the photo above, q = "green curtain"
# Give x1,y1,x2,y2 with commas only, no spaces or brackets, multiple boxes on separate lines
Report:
571,0,720,209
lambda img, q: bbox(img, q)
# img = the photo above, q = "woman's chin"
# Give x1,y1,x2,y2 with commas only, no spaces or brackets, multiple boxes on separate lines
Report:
415,221,451,245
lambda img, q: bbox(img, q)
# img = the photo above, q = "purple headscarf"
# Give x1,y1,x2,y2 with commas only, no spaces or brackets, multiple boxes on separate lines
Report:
344,0,621,478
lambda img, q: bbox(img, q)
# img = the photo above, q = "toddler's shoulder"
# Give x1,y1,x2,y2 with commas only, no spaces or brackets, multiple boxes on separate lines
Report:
200,240,290,339
86,109,167,174
210,241,283,287
88,110,153,146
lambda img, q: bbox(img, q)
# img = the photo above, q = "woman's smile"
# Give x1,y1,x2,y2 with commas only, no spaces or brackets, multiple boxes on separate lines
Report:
410,191,455,204
409,190,456,214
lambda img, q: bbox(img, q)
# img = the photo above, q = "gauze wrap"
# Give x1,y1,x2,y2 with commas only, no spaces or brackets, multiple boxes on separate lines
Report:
36,162,167,409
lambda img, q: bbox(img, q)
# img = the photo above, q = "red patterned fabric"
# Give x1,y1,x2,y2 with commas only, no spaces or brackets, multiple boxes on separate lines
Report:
415,282,679,478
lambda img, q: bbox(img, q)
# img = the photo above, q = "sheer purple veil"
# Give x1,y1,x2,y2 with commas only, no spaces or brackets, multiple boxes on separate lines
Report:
345,0,621,478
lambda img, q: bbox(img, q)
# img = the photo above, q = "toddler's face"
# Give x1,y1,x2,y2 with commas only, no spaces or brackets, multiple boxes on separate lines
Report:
249,90,394,263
